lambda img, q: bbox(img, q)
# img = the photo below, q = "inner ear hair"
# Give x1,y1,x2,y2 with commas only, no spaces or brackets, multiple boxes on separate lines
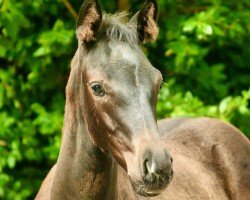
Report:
137,0,159,43
76,0,102,42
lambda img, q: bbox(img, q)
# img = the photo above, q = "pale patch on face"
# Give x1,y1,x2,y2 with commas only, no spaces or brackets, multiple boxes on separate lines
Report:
121,46,140,86
121,46,139,67
110,42,140,86
110,42,139,67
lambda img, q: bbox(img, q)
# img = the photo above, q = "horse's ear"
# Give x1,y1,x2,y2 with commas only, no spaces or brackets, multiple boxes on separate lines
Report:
130,0,159,43
76,0,102,43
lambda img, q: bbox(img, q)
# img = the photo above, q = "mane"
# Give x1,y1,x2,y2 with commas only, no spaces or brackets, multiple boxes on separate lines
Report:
98,12,138,45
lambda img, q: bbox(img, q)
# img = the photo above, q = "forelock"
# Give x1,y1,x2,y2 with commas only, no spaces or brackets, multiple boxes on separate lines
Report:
98,12,138,45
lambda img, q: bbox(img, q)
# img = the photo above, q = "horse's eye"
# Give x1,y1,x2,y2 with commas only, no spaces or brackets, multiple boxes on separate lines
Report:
91,83,105,97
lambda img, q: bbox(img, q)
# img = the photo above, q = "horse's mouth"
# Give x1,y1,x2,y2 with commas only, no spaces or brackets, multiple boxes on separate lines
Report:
139,190,161,197
129,173,173,197
139,191,161,197
130,181,169,197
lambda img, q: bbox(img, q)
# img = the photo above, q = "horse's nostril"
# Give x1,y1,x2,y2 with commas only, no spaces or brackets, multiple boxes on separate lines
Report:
144,159,158,180
142,150,173,188
143,159,149,175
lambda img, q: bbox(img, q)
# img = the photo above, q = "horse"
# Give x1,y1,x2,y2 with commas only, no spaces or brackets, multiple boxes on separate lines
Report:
36,0,250,199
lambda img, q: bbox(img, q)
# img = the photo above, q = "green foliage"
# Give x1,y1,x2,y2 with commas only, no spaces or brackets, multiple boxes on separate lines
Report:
0,0,249,199
153,0,250,138
0,0,73,199
157,81,250,137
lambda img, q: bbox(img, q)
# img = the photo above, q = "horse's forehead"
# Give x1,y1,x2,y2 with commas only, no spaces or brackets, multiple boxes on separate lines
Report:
87,41,140,67
85,41,157,85
108,42,140,67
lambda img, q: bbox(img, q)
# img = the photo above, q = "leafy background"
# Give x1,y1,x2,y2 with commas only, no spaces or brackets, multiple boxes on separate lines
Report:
0,0,249,199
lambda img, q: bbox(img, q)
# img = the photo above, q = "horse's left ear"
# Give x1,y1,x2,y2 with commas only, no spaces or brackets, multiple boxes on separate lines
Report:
130,0,159,43
76,0,102,43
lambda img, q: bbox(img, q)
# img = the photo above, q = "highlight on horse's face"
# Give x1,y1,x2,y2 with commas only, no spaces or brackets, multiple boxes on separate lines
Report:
75,0,173,197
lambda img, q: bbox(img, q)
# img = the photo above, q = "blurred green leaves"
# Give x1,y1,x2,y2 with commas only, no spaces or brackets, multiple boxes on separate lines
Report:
155,0,250,137
0,0,72,199
157,83,250,137
34,20,74,57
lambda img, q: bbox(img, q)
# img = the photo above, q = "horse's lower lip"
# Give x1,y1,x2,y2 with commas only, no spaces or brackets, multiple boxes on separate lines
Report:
137,189,163,197
129,175,172,197
143,187,168,197
130,181,168,197
144,191,161,197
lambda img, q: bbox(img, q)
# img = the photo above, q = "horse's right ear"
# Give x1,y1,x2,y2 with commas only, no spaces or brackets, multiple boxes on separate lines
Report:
76,0,102,43
130,0,158,43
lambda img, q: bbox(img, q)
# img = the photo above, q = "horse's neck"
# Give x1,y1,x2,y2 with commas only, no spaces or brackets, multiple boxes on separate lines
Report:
50,104,118,200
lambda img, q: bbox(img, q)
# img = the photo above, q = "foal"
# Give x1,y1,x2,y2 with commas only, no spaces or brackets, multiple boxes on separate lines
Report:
36,0,250,199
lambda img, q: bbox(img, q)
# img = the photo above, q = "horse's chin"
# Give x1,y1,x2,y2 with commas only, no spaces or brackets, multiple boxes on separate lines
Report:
128,176,171,197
